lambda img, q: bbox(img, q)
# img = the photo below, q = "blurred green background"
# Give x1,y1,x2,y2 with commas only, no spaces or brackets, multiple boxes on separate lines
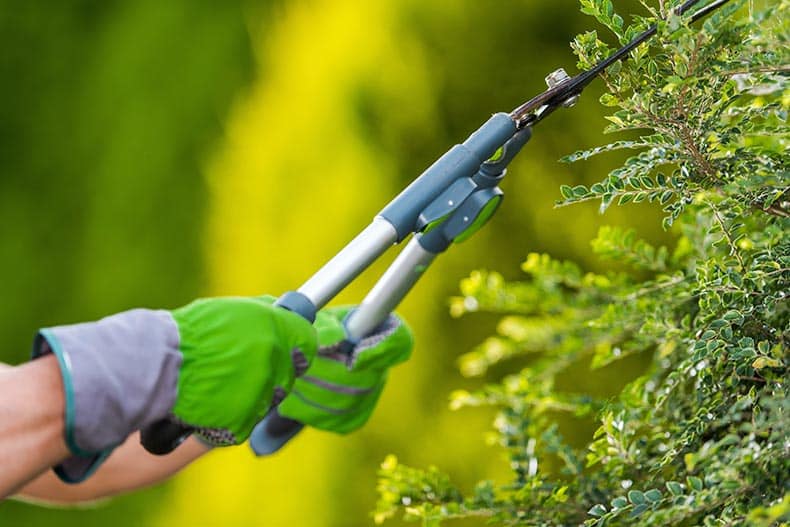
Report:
0,0,667,525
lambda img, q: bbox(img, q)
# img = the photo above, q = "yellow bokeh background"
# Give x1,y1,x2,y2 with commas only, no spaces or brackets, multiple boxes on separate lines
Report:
0,0,669,525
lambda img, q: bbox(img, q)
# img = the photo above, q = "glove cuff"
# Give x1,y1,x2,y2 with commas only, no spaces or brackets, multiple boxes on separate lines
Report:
32,309,182,482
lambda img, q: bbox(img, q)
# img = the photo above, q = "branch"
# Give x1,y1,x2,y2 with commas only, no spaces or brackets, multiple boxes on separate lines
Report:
708,201,746,270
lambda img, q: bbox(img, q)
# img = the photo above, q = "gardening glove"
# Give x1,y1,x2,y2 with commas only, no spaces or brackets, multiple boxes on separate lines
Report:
31,295,316,483
250,306,413,455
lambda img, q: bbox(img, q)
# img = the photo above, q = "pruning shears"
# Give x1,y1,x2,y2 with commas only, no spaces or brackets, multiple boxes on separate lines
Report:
251,0,733,453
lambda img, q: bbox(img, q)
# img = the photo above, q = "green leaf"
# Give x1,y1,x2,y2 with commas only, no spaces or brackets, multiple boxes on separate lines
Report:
721,480,741,491
666,481,683,496
611,497,628,509
588,504,608,517
630,504,649,518
639,175,654,188
645,489,662,502
603,0,613,18
628,490,646,504
687,477,703,492
752,356,782,370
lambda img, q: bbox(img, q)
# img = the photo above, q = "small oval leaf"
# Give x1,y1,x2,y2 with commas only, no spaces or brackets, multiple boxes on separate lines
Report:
645,489,662,502
666,481,683,496
611,497,628,509
687,476,703,491
628,490,646,504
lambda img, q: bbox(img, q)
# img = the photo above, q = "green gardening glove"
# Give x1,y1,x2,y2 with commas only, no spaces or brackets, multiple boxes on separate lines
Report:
249,306,413,455
33,295,317,482
279,307,413,433
165,295,318,443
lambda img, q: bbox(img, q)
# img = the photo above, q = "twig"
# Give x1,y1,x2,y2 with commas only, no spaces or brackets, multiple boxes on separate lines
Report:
622,275,689,301
707,201,746,270
754,204,790,218
721,65,790,76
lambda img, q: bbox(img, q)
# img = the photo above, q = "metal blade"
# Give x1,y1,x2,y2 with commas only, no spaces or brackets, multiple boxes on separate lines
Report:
510,0,734,127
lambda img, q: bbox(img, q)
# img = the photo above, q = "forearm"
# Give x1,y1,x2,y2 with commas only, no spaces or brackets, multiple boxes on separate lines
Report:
0,359,210,504
0,294,319,502
0,356,70,498
17,433,210,504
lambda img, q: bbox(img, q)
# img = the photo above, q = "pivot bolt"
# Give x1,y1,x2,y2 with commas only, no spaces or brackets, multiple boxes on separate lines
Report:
544,68,579,108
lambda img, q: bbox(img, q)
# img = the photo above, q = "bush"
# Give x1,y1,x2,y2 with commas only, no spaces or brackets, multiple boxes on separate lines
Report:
374,1,789,525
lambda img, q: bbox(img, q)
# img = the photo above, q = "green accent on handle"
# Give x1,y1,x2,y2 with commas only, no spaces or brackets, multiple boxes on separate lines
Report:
487,146,505,163
422,214,449,234
454,195,502,243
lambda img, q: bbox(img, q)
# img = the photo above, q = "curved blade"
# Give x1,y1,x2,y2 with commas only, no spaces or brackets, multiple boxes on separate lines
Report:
510,0,734,128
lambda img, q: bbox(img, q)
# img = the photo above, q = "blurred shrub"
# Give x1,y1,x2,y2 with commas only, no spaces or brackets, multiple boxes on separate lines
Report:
0,1,253,526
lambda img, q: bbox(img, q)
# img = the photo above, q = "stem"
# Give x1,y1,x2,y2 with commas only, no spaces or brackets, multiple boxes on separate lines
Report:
762,267,790,277
720,65,790,76
555,188,676,208
678,122,717,181
737,375,766,383
707,201,746,270
752,203,790,218
622,275,689,301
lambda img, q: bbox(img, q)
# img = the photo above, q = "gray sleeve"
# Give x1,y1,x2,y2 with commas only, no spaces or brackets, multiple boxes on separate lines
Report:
32,308,183,483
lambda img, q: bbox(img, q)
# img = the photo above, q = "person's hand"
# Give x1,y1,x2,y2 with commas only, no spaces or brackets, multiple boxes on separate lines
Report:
250,306,413,454
33,295,316,482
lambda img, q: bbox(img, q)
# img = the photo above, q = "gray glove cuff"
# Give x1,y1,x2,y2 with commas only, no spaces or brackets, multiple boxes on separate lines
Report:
32,309,183,483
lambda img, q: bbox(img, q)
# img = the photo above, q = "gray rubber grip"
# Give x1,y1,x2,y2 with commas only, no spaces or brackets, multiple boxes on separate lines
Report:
275,291,317,323
379,113,516,240
249,408,305,455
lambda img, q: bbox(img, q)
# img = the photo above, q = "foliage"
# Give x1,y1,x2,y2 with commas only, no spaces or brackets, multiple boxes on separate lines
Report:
375,1,789,525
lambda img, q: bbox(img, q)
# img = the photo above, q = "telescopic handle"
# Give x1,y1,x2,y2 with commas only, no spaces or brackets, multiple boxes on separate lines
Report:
286,113,517,313
251,114,520,455
244,294,312,455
